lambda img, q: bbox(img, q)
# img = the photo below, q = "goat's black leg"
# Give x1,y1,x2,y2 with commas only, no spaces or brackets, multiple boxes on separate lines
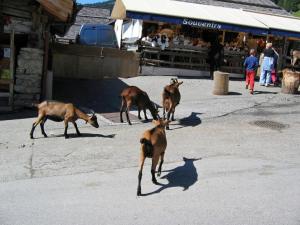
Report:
137,153,145,196
40,117,48,138
30,116,43,139
73,122,81,136
64,121,69,139
151,156,159,184
120,99,126,123
166,109,172,130
138,107,142,120
125,107,132,125
157,152,165,177
151,169,158,184
143,108,148,121
137,170,142,196
30,123,36,139
171,109,175,121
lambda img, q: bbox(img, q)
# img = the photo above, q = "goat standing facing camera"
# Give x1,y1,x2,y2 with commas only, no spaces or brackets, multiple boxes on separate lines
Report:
162,78,183,129
30,101,99,139
137,119,170,196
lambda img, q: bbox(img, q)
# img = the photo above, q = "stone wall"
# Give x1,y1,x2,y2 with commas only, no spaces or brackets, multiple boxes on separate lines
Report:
14,48,43,107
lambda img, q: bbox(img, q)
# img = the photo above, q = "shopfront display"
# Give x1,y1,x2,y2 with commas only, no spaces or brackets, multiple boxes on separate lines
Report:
137,21,270,76
112,0,300,77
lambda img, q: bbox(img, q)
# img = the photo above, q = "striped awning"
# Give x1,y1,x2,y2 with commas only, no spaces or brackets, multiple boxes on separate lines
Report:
111,0,300,38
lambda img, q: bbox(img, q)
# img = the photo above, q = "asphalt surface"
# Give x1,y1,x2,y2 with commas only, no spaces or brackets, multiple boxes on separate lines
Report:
0,76,299,225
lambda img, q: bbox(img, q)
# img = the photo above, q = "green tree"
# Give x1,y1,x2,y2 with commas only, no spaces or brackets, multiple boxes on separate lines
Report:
277,0,300,12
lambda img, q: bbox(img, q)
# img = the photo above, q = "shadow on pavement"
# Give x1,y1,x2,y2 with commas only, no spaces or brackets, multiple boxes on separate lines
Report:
254,90,278,95
228,91,242,95
0,109,36,121
169,112,202,130
141,157,201,196
178,112,202,127
53,78,130,113
33,133,116,139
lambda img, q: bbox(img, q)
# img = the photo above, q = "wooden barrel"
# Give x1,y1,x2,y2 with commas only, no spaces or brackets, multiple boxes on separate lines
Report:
213,71,229,95
281,69,300,94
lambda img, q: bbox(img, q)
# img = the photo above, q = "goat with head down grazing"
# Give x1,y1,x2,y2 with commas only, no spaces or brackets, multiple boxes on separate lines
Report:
120,86,158,125
162,78,183,129
30,101,99,139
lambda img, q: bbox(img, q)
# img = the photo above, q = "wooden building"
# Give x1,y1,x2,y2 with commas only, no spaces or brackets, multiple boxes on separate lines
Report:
0,0,75,111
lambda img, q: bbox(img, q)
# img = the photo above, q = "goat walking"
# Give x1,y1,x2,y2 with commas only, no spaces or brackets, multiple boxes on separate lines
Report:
120,86,158,125
137,119,170,196
30,101,99,139
162,78,183,129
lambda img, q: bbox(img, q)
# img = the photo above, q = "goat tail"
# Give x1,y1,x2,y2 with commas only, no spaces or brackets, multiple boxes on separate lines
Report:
140,138,153,158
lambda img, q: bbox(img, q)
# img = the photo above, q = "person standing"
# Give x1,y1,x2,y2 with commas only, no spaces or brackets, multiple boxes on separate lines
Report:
208,38,224,79
244,49,259,94
271,47,280,86
260,42,275,87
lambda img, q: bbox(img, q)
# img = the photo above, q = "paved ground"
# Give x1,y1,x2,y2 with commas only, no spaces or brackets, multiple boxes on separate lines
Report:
0,76,299,225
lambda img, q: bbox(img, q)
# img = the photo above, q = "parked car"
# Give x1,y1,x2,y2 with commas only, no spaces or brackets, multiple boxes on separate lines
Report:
77,24,118,48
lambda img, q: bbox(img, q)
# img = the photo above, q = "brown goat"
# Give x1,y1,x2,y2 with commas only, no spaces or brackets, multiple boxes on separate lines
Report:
30,101,99,139
162,78,183,129
137,118,170,196
120,86,158,125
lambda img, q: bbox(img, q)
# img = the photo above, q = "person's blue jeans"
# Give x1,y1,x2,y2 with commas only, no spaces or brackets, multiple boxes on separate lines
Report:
260,69,271,85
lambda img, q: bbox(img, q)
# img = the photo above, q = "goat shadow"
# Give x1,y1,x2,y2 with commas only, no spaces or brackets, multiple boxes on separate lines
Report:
33,133,116,139
141,157,201,196
170,112,202,130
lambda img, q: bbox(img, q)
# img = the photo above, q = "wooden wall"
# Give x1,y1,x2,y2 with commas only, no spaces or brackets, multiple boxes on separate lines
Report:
52,44,140,79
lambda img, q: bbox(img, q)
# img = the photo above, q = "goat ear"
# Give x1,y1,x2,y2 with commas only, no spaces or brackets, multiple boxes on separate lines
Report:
178,81,183,85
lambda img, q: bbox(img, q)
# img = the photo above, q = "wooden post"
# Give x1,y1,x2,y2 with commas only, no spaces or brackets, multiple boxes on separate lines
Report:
213,71,229,95
281,69,300,94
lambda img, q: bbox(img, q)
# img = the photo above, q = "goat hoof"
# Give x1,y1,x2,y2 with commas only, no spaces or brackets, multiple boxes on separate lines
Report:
166,126,170,130
43,134,48,138
157,172,161,177
30,136,34,139
65,135,69,139
137,188,141,196
152,179,158,185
